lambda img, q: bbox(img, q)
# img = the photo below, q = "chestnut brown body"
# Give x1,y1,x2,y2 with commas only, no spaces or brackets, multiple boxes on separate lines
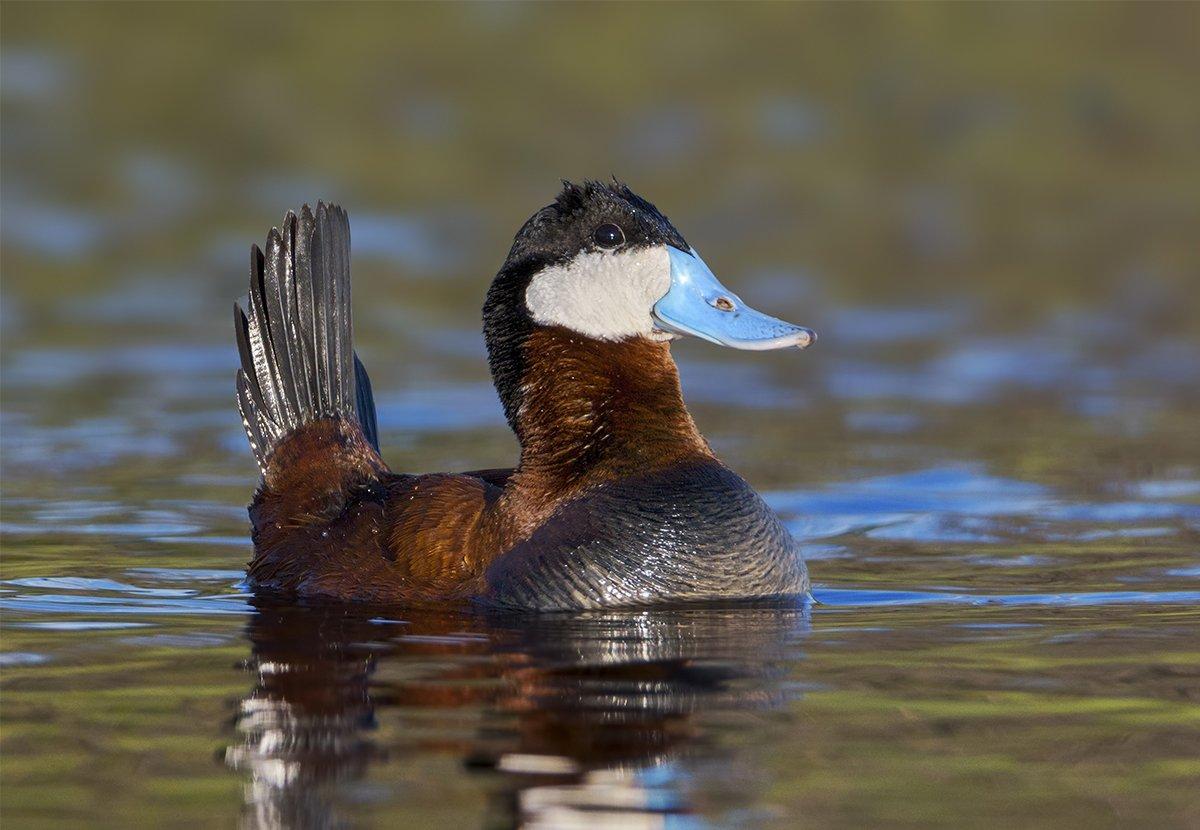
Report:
247,333,806,609
235,189,809,611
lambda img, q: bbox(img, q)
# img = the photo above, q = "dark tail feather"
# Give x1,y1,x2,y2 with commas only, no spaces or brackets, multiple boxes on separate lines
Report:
354,354,380,452
235,202,380,475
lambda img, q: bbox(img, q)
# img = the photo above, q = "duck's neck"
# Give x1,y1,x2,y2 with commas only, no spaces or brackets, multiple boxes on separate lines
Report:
506,328,712,508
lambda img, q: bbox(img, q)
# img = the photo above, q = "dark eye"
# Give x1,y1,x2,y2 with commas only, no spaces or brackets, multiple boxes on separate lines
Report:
593,223,625,249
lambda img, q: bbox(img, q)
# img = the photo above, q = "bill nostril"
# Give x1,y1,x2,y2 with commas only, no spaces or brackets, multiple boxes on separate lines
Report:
713,296,735,312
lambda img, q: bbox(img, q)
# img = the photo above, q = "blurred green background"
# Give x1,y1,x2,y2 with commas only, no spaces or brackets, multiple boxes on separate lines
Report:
4,2,1198,343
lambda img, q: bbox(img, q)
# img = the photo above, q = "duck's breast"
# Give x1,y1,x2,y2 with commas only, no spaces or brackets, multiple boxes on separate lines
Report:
483,459,807,610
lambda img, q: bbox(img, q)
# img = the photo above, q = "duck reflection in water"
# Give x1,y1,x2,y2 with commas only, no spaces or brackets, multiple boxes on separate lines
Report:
225,599,810,829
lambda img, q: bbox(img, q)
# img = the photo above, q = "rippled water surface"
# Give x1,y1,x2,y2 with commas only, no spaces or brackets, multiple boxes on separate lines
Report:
3,4,1200,828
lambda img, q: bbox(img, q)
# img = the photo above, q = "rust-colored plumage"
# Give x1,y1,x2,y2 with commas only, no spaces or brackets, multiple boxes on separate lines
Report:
248,330,713,602
237,186,809,610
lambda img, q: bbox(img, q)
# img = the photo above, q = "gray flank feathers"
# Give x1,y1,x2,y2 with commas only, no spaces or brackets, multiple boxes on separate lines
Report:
235,202,380,475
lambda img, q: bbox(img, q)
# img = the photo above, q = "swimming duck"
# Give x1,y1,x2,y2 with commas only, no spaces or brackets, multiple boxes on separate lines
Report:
235,181,815,610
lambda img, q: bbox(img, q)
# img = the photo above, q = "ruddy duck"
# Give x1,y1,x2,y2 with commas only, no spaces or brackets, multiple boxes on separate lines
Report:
235,181,815,610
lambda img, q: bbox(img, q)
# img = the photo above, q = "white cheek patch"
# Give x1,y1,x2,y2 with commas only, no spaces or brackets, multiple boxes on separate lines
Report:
524,246,672,341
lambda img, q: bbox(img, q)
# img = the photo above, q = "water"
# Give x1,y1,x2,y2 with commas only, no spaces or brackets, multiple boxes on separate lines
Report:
3,4,1199,828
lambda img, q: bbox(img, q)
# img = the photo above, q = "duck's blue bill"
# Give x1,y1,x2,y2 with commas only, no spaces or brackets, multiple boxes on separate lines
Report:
653,247,816,350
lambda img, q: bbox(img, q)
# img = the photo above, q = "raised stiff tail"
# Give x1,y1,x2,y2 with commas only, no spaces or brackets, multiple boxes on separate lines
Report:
235,202,380,476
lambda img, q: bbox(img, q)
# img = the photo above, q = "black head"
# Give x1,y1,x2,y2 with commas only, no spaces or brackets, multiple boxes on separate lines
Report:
482,180,815,438
483,180,688,430
505,179,689,269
